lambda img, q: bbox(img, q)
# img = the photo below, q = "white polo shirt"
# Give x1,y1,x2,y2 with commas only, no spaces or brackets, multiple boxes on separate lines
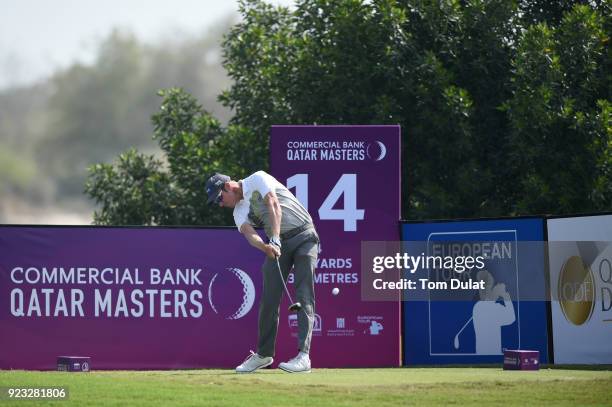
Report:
233,171,312,238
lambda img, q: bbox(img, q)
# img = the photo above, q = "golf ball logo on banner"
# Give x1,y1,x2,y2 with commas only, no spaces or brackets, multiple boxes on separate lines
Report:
207,268,255,320
366,141,387,161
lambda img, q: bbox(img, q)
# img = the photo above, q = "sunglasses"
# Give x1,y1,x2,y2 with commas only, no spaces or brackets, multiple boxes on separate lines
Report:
214,192,224,205
214,185,228,205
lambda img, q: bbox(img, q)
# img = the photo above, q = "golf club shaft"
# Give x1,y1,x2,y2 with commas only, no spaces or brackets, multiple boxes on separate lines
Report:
276,257,295,304
457,317,473,337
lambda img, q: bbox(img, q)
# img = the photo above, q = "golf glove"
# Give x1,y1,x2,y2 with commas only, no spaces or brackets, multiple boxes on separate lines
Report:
269,236,282,249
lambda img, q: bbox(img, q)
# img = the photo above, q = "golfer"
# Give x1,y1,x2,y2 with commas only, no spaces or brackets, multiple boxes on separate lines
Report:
206,171,319,373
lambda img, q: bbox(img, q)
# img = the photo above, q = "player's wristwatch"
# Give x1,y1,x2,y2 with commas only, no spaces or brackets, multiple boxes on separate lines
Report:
269,236,282,249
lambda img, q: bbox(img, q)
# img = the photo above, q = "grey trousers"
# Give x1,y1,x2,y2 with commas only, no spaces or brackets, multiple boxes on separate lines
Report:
257,227,319,357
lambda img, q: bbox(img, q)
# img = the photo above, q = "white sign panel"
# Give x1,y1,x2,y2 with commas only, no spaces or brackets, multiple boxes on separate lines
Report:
547,215,612,364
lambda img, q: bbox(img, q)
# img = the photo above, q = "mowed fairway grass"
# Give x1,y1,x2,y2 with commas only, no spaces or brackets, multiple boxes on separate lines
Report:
1,367,610,406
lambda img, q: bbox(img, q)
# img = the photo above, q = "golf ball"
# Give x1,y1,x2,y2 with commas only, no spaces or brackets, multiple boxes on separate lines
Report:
332,287,340,296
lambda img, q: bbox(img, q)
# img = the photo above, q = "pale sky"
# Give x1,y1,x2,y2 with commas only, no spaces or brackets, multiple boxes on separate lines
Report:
0,0,294,89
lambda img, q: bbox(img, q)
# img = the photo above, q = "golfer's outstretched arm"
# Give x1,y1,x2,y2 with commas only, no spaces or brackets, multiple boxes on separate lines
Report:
240,223,279,258
264,190,282,239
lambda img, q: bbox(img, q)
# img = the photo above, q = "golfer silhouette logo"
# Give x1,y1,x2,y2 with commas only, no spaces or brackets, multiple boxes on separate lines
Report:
453,270,516,354
369,321,383,335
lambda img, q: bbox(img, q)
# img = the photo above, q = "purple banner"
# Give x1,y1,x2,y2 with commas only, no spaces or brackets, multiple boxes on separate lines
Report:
270,125,401,367
0,226,263,370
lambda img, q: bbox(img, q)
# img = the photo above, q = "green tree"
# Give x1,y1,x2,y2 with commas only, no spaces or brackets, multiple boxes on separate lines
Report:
85,89,235,225
504,4,611,214
86,0,611,225
519,0,608,26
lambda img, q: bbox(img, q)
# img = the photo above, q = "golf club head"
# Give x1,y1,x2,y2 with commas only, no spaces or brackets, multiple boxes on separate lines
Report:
453,336,460,349
288,302,302,312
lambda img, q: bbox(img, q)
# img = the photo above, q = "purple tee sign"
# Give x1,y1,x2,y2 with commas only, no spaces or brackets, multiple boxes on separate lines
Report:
270,125,401,367
0,227,263,370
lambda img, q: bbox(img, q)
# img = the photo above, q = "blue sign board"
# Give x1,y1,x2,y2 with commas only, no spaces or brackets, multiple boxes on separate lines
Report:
401,218,549,364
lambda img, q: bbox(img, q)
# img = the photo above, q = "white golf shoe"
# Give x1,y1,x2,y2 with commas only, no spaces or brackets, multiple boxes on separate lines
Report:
235,351,273,373
278,352,311,373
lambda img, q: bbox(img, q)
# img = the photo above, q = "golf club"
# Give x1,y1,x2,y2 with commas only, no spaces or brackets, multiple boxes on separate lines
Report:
275,257,302,312
453,317,473,349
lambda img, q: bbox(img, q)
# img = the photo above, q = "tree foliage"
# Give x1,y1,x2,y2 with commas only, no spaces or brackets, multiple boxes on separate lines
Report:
86,0,611,225
85,89,235,225
504,4,611,213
